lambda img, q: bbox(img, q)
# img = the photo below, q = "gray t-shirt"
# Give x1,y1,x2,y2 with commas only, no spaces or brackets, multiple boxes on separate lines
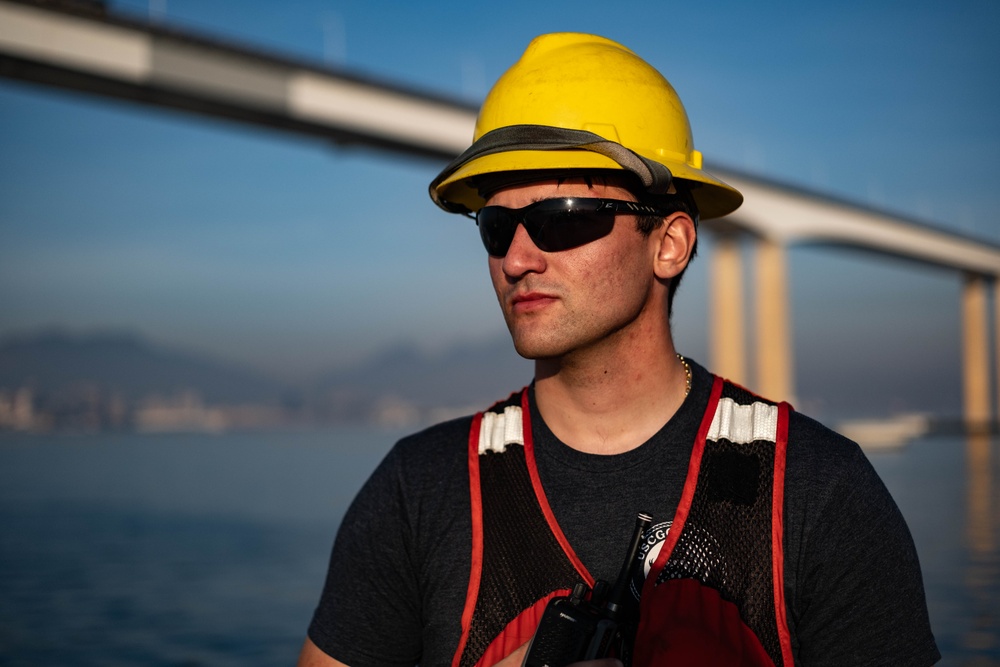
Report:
308,360,939,666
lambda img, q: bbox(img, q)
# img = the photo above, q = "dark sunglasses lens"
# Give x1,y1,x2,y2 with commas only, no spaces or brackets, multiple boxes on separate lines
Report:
477,208,516,256
527,205,615,252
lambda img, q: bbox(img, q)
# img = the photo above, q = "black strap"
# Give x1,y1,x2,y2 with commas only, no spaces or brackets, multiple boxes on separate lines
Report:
430,124,673,213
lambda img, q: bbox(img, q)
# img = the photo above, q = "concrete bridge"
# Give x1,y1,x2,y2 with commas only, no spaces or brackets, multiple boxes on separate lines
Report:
2,0,999,429
702,169,1000,429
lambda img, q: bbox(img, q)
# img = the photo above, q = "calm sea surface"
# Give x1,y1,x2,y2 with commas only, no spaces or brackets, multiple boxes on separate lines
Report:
0,428,997,666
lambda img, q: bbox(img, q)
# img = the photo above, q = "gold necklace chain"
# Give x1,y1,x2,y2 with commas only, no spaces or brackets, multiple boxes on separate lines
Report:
677,353,692,398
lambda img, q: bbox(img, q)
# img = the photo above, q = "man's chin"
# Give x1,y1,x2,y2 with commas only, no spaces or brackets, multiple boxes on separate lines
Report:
511,338,565,361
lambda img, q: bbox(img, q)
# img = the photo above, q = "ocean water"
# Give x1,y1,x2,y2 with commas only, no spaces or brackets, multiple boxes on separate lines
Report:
0,428,401,667
0,429,997,666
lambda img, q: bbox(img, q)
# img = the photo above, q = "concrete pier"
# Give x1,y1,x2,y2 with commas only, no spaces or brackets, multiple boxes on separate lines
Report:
962,274,992,432
754,238,794,403
709,233,747,386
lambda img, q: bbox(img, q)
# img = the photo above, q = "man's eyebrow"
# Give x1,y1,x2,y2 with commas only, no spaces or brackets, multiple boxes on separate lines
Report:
556,175,602,189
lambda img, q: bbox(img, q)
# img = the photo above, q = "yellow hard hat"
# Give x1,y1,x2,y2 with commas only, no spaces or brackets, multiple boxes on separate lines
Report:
430,32,742,220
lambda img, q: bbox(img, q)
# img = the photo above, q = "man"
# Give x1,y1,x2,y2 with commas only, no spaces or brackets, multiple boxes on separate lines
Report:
299,33,939,667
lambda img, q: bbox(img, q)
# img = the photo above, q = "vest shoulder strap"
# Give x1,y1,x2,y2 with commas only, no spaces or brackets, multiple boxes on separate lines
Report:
452,389,586,667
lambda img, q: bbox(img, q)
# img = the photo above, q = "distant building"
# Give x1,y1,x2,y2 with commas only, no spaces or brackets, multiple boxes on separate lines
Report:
0,388,38,431
134,391,227,433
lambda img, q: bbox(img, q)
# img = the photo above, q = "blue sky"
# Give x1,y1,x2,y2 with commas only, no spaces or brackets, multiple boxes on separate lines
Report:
1,0,998,419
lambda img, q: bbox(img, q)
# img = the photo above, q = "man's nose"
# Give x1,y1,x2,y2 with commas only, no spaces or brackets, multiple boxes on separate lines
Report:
501,223,547,277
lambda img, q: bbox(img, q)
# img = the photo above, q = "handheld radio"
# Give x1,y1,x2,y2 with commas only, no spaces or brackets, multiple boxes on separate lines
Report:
522,512,653,667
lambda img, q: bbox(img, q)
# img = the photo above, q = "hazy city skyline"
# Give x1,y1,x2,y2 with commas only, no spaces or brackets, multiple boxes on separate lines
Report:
1,0,998,421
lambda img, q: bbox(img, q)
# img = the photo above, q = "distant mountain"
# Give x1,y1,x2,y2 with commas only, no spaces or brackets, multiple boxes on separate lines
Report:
313,336,533,410
0,329,534,418
0,329,289,404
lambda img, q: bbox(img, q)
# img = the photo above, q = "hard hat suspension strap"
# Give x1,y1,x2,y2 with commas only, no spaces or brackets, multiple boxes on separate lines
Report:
430,124,673,214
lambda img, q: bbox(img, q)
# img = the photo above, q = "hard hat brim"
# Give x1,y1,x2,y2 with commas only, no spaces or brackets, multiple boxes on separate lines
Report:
435,149,743,220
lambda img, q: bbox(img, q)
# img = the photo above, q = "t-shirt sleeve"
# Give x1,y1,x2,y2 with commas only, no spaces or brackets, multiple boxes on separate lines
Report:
307,443,424,667
785,415,940,666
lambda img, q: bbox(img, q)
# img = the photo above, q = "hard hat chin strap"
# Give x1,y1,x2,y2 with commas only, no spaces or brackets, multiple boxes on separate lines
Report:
430,124,674,214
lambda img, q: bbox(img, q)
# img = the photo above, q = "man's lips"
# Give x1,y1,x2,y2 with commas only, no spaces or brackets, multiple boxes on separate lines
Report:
510,291,558,312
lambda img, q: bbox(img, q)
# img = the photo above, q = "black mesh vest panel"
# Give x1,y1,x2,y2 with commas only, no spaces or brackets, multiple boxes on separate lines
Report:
457,394,582,667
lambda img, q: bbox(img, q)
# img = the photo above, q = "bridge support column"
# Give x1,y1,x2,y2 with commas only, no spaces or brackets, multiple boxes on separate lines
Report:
709,233,747,385
754,238,794,403
962,273,992,432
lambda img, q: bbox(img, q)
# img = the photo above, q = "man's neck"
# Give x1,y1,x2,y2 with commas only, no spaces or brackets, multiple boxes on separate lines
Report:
532,331,688,456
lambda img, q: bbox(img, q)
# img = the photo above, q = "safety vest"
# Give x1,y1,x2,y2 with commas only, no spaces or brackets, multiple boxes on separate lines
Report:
451,377,794,667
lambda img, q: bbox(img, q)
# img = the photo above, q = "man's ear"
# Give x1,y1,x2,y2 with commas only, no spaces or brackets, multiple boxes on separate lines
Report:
653,212,697,280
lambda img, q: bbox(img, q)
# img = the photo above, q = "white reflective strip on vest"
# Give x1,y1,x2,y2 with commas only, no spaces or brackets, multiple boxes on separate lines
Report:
708,398,779,444
478,406,525,454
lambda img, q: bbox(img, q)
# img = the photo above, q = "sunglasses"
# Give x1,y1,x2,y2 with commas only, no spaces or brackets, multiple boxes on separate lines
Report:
476,197,668,257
